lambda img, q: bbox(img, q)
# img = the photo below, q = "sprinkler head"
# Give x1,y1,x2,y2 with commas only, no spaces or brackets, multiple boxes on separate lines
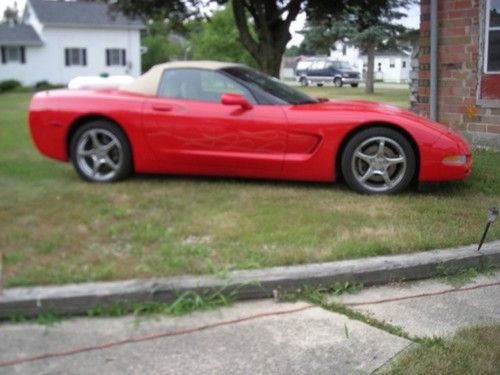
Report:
487,207,498,224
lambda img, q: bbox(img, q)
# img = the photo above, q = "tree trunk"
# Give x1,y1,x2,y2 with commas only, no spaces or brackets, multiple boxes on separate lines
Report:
365,44,375,94
231,0,300,77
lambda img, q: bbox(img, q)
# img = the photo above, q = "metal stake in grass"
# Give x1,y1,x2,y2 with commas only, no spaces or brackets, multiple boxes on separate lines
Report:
477,207,498,251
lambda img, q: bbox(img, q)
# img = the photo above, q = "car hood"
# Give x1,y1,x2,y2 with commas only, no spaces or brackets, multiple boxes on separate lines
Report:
295,99,453,135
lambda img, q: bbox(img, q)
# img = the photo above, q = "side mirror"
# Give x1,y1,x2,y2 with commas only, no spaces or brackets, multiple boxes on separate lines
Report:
221,93,253,110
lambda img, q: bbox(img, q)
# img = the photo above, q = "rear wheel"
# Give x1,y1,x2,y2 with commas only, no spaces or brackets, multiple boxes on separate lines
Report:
341,127,416,194
350,83,359,88
70,120,132,182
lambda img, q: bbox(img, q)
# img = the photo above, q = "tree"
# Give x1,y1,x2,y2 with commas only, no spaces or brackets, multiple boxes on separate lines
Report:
345,0,412,94
299,0,413,93
190,5,257,67
3,4,19,24
115,0,411,78
141,19,187,72
114,0,355,77
297,20,351,56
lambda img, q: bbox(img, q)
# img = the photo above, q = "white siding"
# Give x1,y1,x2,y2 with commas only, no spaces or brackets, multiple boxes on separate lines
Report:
329,42,364,71
371,55,411,83
0,26,141,86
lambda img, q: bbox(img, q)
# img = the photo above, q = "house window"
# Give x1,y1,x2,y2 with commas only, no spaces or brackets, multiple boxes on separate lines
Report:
377,62,382,71
1,46,26,64
402,61,407,68
389,58,395,68
486,0,500,72
65,48,87,66
106,48,126,66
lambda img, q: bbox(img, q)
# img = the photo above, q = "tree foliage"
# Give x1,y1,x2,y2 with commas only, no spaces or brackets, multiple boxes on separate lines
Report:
116,0,352,76
190,5,257,67
116,0,414,78
140,20,187,72
299,0,414,93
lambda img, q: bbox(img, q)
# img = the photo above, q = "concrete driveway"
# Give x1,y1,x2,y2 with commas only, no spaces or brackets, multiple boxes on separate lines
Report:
1,271,498,375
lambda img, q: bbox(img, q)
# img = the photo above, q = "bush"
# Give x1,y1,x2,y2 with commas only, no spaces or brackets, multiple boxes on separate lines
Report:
34,81,64,91
0,79,21,93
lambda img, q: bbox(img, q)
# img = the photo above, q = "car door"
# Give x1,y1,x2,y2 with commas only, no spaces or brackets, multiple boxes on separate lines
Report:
142,68,288,173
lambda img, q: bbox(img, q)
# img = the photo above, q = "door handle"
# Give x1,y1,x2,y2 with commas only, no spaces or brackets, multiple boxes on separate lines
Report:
152,104,173,112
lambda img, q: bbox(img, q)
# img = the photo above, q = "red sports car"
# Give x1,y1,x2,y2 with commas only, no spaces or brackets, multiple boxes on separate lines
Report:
28,61,472,194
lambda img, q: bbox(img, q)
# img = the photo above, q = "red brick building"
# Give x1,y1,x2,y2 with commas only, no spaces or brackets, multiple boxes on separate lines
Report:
418,0,500,148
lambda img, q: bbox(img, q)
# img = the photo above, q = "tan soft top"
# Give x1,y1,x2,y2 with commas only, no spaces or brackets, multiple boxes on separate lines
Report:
120,60,244,96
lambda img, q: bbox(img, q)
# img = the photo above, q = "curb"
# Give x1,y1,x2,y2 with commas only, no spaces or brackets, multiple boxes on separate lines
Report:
1,241,499,319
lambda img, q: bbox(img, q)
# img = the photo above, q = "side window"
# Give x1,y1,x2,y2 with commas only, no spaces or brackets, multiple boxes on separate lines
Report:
309,61,320,70
158,68,255,103
199,70,256,103
316,61,326,69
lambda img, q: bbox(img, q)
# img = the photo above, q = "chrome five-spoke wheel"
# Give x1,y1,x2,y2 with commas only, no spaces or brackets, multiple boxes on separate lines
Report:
341,127,416,194
70,121,132,182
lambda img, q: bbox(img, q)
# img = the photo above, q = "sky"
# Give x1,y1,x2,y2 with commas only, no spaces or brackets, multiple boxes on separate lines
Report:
1,0,420,47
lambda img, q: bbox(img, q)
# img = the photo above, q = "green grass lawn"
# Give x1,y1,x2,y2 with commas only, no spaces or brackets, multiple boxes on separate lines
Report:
382,324,500,375
1,91,499,287
299,85,411,108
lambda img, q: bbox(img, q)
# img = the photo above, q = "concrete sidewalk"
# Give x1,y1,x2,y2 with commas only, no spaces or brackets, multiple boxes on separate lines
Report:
0,271,498,375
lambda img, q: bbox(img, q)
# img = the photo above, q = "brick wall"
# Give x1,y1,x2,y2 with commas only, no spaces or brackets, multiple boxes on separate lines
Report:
418,0,500,148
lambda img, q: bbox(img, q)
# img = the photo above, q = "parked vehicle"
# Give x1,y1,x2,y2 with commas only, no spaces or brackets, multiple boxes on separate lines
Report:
29,60,471,194
296,59,361,87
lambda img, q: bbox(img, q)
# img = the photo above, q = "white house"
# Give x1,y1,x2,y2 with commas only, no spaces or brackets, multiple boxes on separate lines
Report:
368,50,412,83
329,41,412,83
329,41,363,72
0,0,144,86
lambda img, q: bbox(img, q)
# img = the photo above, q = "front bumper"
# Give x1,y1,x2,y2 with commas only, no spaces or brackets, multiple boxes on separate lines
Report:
341,77,361,84
419,131,472,182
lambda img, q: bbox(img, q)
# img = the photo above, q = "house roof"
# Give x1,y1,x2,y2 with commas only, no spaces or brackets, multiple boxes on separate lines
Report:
0,23,43,46
29,0,145,30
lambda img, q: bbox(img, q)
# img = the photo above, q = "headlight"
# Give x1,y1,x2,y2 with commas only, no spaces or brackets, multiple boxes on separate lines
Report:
442,155,467,165
342,73,349,78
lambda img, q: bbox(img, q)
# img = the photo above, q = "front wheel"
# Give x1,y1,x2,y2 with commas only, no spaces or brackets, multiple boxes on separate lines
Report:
350,83,359,88
70,120,132,182
334,77,343,87
341,127,416,194
299,77,308,86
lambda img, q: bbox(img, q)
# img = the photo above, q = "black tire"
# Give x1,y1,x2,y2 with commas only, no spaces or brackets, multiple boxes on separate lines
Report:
341,127,416,194
350,83,359,88
70,120,132,182
334,77,343,87
299,77,308,86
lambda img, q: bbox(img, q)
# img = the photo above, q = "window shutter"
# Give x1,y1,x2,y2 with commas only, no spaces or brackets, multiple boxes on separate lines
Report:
106,49,110,66
20,47,26,64
82,49,87,66
65,48,70,66
122,49,126,66
1,47,6,64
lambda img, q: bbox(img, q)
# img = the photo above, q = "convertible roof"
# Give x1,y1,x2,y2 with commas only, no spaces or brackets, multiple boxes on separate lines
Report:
120,61,244,96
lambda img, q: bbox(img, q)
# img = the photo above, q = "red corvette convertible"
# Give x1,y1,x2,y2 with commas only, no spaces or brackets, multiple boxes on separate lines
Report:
29,61,472,194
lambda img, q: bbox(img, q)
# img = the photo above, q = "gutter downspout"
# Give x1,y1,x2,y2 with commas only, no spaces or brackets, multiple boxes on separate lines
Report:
430,0,438,121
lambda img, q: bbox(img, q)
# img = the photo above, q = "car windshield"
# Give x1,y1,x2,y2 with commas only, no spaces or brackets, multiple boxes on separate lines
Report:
222,67,318,105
